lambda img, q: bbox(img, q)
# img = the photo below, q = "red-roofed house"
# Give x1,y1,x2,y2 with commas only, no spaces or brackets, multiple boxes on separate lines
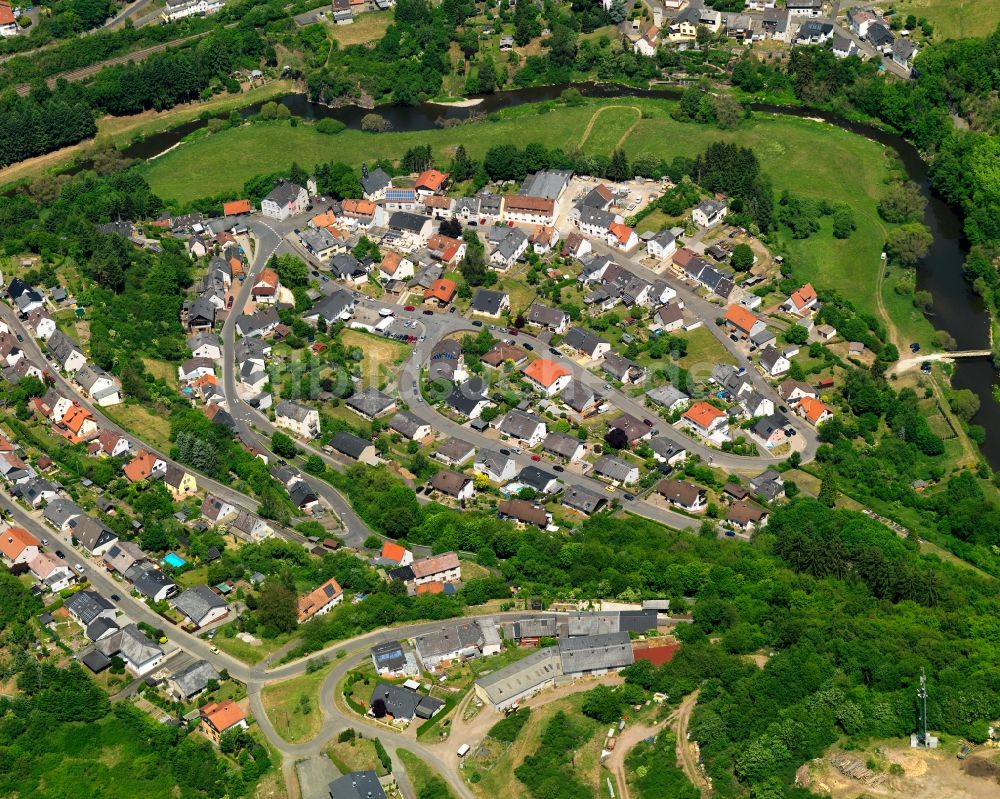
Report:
607,221,638,252
681,401,729,438
724,304,766,339
796,395,833,425
378,251,415,282
297,577,343,623
200,700,248,745
0,527,40,566
415,169,449,196
522,358,572,396
381,540,414,566
427,234,467,265
124,450,166,483
423,278,457,306
781,283,818,316
0,3,17,36
251,268,280,305
223,199,252,216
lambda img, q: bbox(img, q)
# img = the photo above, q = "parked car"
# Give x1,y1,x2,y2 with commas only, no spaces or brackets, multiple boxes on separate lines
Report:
624,493,635,501
472,320,483,327
523,343,534,351
423,309,434,315
531,454,541,461
110,594,121,602
549,347,560,356
404,305,415,311
553,465,564,472
56,550,65,559
508,328,519,335
499,448,510,455
449,307,457,313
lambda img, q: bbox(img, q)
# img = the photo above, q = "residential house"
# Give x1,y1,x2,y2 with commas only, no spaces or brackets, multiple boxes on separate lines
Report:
796,19,833,42
497,499,551,528
525,303,570,334
389,411,433,442
470,288,510,318
564,327,611,360
892,38,917,68
847,6,878,36
361,165,393,201
345,387,397,420
199,700,248,745
646,230,677,261
188,332,222,361
751,412,793,449
542,432,586,462
610,412,652,447
298,577,344,623
173,584,229,628
167,660,223,701
427,339,466,383
43,497,83,532
646,384,689,413
778,379,816,405
724,304,767,340
28,309,57,340
229,510,274,541
94,623,164,676
656,479,707,512
749,468,785,501
573,205,617,238
178,357,216,383
498,410,547,447
8,278,44,316
489,227,529,270
397,551,461,590
70,515,118,557
378,252,415,282
796,395,833,425
474,449,517,483
186,298,216,332
29,551,76,591
867,21,894,47
519,169,572,200
59,406,99,442
46,330,87,373
388,211,433,244
530,225,560,254
607,221,639,252
426,234,466,265
126,562,177,602
123,449,166,483
164,464,198,499
727,501,769,531
304,290,355,326
758,345,791,377
330,432,379,465
681,401,729,438
429,470,475,501
445,381,492,419
433,437,476,466
593,455,640,485
423,278,458,307
563,485,607,515
103,540,146,576
692,199,728,228
786,0,822,14
412,620,491,671
781,283,818,316
602,353,645,385
328,772,388,799
515,466,560,495
562,231,592,260
261,181,308,220
0,526,40,566
236,308,280,338
650,302,685,334
414,169,449,196
481,342,528,368
521,358,572,396
275,400,321,439
648,438,687,466
559,379,599,416
369,681,444,722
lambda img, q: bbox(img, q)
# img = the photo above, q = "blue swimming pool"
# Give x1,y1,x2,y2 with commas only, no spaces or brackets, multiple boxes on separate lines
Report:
164,552,186,568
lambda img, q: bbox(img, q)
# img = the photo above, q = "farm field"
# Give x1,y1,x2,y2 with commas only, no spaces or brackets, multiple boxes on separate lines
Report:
892,0,1000,40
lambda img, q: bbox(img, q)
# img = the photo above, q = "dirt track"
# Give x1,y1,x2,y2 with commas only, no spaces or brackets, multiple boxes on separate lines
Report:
674,691,711,797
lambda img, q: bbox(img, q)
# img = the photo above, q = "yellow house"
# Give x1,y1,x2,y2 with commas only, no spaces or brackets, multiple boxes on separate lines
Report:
164,464,198,499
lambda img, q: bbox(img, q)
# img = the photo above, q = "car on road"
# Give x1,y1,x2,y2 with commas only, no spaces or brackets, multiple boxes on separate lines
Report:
624,493,635,501
210,646,220,654
423,309,434,315
921,361,932,373
523,342,533,351
110,594,121,602
531,454,541,461
499,448,510,455
415,395,423,403
449,307,457,313
605,485,616,493
412,380,417,388
910,342,921,352
457,744,471,758
404,305,415,311
553,464,564,472
41,538,48,546
56,550,65,559
76,563,86,572
603,384,612,391
472,320,483,327
508,328,518,335
15,334,23,342
418,335,426,342
958,745,971,760
643,418,654,427
379,308,393,317
725,530,735,537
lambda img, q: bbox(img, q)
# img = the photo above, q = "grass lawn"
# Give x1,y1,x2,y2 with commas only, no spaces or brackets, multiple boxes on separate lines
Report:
212,628,297,665
176,564,210,589
326,10,394,46
327,737,390,777
635,208,682,235
676,326,735,370
499,276,538,317
578,105,643,153
261,661,336,743
398,750,456,799
893,0,1000,40
340,328,409,389
104,403,173,452
142,357,179,389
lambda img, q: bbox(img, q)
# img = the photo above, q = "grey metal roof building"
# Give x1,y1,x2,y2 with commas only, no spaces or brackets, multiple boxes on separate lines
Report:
519,169,573,200
502,616,559,640
474,646,563,710
168,659,221,699
65,589,115,626
172,584,228,626
562,485,606,515
470,288,508,316
559,632,634,675
345,387,396,419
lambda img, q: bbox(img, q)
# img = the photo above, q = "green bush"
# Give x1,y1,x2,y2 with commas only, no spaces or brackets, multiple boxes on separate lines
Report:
488,708,531,742
316,118,347,135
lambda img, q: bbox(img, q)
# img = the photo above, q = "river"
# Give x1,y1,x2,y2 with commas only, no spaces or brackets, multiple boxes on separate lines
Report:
106,82,996,466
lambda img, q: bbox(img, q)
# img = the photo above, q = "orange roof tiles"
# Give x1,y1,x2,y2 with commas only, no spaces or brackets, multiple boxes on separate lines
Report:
415,169,448,192
0,527,39,561
411,551,459,579
798,395,831,423
229,257,243,276
342,198,376,216
724,304,760,333
311,211,338,228
608,221,634,246
415,582,444,595
381,541,408,563
380,252,403,275
427,234,463,263
522,358,570,388
201,700,247,733
223,199,251,216
124,450,158,482
683,401,726,428
423,278,457,304
62,406,93,434
789,283,817,310
297,577,343,622
255,268,279,288
0,5,14,24
504,195,554,214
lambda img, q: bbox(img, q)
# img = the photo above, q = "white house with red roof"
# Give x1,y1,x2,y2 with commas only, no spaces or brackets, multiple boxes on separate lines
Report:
522,358,572,396
781,283,818,317
680,401,729,439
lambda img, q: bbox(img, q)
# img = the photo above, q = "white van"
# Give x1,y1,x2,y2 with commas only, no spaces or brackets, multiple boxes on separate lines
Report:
457,744,471,758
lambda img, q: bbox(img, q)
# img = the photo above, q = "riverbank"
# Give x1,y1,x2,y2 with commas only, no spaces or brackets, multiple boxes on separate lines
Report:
0,79,298,189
